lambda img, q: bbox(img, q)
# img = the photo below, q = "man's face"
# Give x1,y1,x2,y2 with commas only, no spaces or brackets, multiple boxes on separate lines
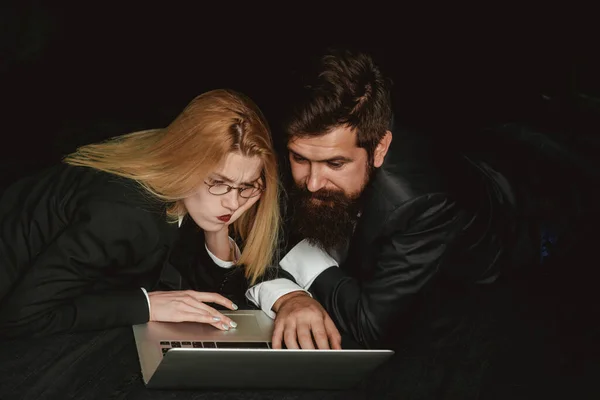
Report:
287,125,391,250
288,125,371,200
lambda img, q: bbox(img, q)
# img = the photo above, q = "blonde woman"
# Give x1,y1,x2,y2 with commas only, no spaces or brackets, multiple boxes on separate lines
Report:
0,89,280,338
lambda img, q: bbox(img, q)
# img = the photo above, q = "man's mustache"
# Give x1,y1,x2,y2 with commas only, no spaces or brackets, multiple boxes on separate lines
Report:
296,187,347,202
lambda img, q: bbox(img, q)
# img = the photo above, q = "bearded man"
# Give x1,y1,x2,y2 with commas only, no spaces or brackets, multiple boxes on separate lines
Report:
246,48,537,350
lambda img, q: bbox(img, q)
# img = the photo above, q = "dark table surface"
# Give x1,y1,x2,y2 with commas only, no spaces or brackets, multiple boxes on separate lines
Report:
1,264,598,400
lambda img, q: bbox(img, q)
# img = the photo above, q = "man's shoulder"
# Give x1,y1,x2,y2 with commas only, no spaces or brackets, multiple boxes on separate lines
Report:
374,126,484,207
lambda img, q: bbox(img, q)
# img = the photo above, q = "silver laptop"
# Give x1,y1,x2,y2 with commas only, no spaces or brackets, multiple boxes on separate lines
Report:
132,310,394,389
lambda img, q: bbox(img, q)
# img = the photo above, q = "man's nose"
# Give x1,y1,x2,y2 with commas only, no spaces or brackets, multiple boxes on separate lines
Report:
306,165,327,192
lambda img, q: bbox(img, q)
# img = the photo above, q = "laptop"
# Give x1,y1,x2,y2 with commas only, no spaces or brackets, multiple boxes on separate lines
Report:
132,310,394,389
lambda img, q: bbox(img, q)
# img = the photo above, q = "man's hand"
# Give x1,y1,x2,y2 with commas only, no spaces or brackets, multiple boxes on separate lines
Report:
271,291,342,350
148,290,238,330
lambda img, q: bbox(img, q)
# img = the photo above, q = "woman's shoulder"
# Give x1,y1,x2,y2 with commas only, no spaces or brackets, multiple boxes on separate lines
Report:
39,163,170,225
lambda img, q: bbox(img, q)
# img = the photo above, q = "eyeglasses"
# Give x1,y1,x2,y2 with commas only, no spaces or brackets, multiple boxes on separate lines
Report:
204,181,264,199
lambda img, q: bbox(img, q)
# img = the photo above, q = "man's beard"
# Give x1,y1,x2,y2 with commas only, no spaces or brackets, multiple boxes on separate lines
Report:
288,169,372,252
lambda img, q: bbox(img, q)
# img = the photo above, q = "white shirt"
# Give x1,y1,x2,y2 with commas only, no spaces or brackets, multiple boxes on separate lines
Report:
245,239,338,319
141,216,240,316
143,219,336,319
246,211,361,318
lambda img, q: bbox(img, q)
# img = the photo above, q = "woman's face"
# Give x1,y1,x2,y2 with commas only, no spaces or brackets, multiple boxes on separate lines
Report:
184,152,263,232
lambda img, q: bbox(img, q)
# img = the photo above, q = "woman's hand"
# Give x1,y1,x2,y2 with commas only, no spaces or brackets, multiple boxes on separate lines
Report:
148,290,238,330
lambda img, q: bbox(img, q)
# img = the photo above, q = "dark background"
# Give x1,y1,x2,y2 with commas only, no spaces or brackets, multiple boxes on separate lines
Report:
1,3,600,399
2,3,598,189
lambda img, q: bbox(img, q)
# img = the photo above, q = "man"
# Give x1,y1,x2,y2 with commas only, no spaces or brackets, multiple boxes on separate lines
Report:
246,48,536,350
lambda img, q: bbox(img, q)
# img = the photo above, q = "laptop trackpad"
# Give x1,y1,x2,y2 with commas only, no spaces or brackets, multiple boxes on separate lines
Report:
148,312,270,343
172,313,265,341
222,313,262,336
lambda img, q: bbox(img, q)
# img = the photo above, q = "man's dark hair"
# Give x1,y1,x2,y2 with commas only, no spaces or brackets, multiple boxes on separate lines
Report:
283,48,393,161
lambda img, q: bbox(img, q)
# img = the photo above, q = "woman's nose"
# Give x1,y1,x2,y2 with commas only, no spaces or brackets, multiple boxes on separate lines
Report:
221,189,241,211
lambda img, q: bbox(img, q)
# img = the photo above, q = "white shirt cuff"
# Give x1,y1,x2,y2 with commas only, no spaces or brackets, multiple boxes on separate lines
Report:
279,239,338,289
205,237,240,269
245,278,309,319
140,287,151,319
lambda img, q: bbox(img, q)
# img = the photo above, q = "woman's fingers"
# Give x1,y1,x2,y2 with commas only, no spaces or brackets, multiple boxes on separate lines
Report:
179,297,236,329
177,311,231,329
148,291,238,329
185,291,238,311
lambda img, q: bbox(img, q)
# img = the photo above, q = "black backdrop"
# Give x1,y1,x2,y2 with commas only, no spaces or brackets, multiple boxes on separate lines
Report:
2,4,600,399
2,3,597,189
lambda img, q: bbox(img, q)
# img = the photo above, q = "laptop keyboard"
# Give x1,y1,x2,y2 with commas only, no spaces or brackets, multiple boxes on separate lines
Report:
160,340,272,355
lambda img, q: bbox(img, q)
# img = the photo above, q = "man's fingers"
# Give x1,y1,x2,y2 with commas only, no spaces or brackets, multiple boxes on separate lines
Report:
270,295,340,351
283,324,300,349
310,322,331,350
324,317,342,350
296,322,316,349
186,291,238,310
271,322,285,349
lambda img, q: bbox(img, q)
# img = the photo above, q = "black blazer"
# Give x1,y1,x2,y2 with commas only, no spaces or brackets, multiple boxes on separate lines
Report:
0,164,179,337
292,125,534,348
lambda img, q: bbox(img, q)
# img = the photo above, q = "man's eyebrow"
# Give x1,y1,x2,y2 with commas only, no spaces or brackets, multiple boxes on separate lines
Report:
289,149,353,163
209,173,260,186
324,156,354,163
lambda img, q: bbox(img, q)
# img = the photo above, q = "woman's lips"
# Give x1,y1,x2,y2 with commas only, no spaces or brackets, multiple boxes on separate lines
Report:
217,214,231,222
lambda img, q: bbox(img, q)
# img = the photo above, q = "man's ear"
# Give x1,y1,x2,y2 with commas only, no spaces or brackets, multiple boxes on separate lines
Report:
373,130,392,168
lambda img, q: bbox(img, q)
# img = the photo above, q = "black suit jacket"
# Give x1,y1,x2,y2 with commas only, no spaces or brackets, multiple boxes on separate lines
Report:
289,126,534,348
0,164,179,337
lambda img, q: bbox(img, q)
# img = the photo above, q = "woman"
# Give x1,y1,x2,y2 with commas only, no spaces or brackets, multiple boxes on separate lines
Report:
0,89,280,338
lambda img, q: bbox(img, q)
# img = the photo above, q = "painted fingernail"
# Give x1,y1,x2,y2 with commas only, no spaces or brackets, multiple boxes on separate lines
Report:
213,317,221,321
230,321,237,329
222,324,230,330
232,303,238,310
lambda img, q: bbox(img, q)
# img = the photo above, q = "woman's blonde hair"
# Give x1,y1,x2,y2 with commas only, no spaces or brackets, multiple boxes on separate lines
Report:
64,89,280,284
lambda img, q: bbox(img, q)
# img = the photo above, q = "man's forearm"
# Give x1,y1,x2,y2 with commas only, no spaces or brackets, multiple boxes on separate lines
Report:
279,239,338,288
245,239,337,318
